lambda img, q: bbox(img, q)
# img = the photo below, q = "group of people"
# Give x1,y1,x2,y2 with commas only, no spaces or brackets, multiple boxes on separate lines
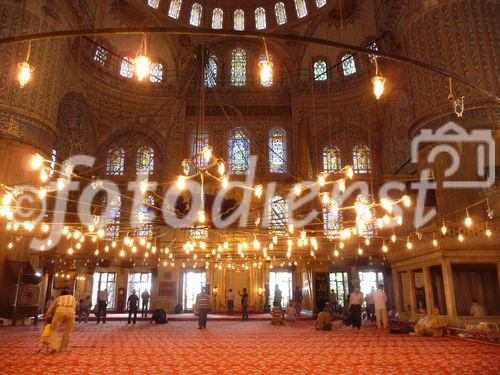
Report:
346,284,389,329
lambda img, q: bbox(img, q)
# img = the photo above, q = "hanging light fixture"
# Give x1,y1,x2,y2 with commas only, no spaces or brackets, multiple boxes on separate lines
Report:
371,57,386,100
17,41,34,88
259,38,273,84
135,34,151,81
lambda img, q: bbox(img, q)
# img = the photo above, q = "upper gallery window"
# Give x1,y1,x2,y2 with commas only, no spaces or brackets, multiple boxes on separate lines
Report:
168,0,182,19
204,55,217,87
342,54,356,76
149,62,163,82
106,147,125,176
353,145,371,174
147,0,160,9
120,57,134,78
269,128,287,173
104,195,121,239
136,194,155,238
234,9,245,31
323,145,342,173
231,48,247,86
295,0,308,18
136,146,155,175
228,127,250,175
255,7,267,30
323,200,342,239
189,3,202,26
270,195,287,234
275,2,287,25
355,194,375,238
316,0,327,8
212,8,223,29
94,46,107,66
313,60,327,81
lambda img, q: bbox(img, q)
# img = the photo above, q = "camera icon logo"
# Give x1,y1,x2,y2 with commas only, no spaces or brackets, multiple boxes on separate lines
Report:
411,122,495,189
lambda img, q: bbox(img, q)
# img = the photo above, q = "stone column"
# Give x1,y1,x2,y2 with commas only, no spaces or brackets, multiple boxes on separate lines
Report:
407,269,417,315
422,266,435,311
441,260,457,324
391,268,402,312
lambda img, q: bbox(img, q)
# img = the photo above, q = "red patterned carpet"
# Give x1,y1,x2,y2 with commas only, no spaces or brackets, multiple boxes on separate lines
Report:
0,320,499,375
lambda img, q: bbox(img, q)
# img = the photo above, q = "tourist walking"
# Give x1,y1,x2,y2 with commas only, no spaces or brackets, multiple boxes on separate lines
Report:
141,289,150,317
96,289,109,324
78,295,92,323
273,285,282,308
374,284,389,329
196,287,210,329
127,290,140,324
226,289,235,315
45,290,77,352
349,287,363,329
365,287,375,322
239,288,249,321
292,286,303,316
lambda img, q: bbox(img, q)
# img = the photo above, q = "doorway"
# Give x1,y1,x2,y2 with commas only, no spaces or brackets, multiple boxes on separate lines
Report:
269,271,293,307
182,271,206,311
358,271,384,296
127,272,152,306
91,272,117,309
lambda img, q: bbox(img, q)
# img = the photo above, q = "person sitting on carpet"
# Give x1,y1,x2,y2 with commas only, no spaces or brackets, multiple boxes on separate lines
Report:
271,305,284,325
470,298,486,318
316,305,332,331
388,305,398,320
412,307,447,337
286,301,297,322
389,308,428,334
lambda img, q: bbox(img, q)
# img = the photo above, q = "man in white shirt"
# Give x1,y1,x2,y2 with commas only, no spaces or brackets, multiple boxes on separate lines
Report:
348,287,363,329
374,284,389,329
226,289,235,315
470,298,486,317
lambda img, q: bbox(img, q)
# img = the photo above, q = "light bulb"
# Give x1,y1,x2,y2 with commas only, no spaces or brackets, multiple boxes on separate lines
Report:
464,216,472,227
272,236,278,245
7,242,13,249
365,238,370,246
402,195,411,207
382,244,388,252
202,146,213,163
334,250,339,257
406,240,413,250
458,233,464,242
254,184,263,199
217,160,225,176
119,249,125,257
31,154,43,170
372,75,387,100
485,229,492,237
18,61,34,88
139,180,148,194
317,173,326,187
111,241,117,248
176,175,186,190
259,59,273,84
104,245,109,252
57,178,66,191
2,193,13,206
221,175,229,189
253,239,260,250
40,170,49,183
198,210,206,223
321,192,330,205
345,166,354,179
338,180,346,193
294,184,301,196
432,239,438,247
67,247,74,255
441,225,447,235
357,247,363,255
134,55,151,81
94,249,99,256
339,241,344,249
288,224,294,234
391,234,396,243
97,228,105,238
38,188,47,199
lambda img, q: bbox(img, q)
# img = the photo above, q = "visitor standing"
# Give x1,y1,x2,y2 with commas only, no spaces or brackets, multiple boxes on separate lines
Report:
365,287,375,322
273,285,282,308
196,287,210,329
127,290,140,324
349,287,363,329
141,289,150,317
78,295,92,323
96,289,109,324
374,284,388,329
316,305,333,331
226,289,235,315
292,286,303,316
239,288,249,321
45,290,77,352
470,298,486,317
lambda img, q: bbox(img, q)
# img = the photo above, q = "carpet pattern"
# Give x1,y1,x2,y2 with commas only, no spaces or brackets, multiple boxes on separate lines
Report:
0,321,498,374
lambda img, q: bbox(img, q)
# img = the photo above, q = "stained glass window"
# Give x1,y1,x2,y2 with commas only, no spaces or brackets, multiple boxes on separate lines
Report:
234,9,245,31
149,62,163,82
104,196,121,239
355,194,375,238
260,55,273,87
148,0,160,9
212,8,223,29
295,0,308,18
270,195,287,234
204,55,217,87
168,0,182,19
190,3,202,26
136,146,155,175
323,199,342,239
137,194,155,238
94,46,107,66
120,57,134,78
255,7,266,30
191,131,209,172
275,2,287,25
231,49,246,86
190,226,208,240
313,60,327,81
323,145,342,172
353,145,371,174
106,147,125,176
316,0,327,7
269,128,287,173
342,54,356,76
368,42,378,63
228,127,250,175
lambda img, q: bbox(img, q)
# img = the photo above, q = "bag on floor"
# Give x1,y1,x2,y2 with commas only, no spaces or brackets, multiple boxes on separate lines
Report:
174,303,183,314
152,309,168,324
343,311,352,326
